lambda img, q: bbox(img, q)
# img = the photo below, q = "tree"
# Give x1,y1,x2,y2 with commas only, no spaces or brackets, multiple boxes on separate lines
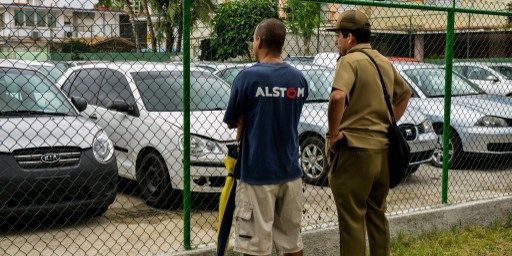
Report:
122,0,141,52
149,0,215,53
283,0,321,55
211,0,278,61
141,0,157,52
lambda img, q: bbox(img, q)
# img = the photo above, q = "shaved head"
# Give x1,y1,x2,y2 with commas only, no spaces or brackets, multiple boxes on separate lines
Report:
254,18,286,55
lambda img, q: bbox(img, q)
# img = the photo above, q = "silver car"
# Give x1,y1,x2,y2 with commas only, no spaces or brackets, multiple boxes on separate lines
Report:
215,63,437,185
0,60,117,219
453,62,512,96
395,62,512,167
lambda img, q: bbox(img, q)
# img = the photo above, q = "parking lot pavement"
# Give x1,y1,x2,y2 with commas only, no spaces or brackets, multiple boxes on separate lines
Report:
2,162,512,255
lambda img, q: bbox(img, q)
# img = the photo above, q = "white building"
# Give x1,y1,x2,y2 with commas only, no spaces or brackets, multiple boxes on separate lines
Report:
0,0,124,54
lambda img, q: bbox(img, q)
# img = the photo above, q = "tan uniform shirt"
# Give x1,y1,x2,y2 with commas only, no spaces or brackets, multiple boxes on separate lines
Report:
332,43,411,149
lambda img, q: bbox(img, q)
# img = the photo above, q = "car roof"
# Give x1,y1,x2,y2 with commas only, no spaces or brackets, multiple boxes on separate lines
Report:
452,62,492,68
69,61,208,73
0,59,40,70
193,62,250,71
210,62,332,72
392,61,440,70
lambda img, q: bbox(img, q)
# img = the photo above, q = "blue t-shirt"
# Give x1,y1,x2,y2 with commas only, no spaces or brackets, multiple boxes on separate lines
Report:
223,62,308,185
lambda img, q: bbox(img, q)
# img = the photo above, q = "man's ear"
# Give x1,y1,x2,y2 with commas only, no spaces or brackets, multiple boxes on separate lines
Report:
256,36,263,49
348,33,357,45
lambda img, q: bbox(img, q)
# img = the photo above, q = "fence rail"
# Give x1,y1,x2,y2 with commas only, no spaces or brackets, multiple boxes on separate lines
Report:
0,0,510,254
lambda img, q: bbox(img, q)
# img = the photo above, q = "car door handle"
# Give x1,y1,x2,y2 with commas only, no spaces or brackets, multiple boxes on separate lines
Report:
89,113,98,120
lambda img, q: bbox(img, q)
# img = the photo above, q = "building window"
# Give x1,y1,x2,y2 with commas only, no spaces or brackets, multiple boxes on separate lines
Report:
14,10,24,27
48,11,58,28
14,10,57,27
508,3,512,24
36,11,47,27
25,10,35,27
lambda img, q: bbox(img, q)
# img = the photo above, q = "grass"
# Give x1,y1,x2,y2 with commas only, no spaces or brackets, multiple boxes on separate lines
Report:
391,218,512,256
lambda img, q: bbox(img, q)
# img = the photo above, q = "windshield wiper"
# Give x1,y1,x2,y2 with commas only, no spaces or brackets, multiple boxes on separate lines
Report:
306,99,329,103
0,110,70,117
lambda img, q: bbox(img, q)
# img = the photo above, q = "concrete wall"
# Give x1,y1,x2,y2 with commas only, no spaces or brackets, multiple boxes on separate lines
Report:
171,196,512,256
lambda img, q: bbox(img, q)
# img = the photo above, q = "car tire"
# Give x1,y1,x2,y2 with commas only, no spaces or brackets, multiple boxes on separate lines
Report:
85,206,109,218
300,136,328,186
137,152,180,209
431,127,464,168
407,165,420,174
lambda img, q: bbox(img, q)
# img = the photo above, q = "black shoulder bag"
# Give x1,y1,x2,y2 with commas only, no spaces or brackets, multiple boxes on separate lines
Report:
356,50,411,189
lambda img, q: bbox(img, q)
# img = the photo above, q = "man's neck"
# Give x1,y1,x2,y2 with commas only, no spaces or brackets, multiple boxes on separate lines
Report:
257,52,283,64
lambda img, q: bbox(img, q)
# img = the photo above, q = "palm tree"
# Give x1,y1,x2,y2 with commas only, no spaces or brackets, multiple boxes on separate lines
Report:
122,0,141,52
141,0,157,52
149,0,215,53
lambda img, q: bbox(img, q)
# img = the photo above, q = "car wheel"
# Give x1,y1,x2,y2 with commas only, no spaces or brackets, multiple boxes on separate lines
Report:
137,152,180,209
430,128,463,168
85,206,109,218
300,136,328,186
407,165,420,174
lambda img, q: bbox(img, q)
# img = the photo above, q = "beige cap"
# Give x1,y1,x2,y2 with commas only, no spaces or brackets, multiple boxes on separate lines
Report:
327,10,371,31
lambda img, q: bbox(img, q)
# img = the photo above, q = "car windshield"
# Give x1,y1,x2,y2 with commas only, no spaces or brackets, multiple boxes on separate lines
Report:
403,68,484,97
490,66,512,80
132,71,231,112
302,68,332,102
0,68,75,116
31,65,65,83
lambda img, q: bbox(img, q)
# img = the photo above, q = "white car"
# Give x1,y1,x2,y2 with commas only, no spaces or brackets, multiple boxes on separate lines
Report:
313,52,339,68
6,59,66,83
214,63,437,184
453,62,512,96
56,62,236,208
395,62,512,167
0,60,117,219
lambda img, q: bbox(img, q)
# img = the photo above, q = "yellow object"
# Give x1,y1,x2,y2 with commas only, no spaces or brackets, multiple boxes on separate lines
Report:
217,155,237,231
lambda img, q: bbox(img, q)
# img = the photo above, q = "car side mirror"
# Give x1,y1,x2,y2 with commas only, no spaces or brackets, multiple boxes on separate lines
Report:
71,96,87,112
486,75,499,82
107,99,137,115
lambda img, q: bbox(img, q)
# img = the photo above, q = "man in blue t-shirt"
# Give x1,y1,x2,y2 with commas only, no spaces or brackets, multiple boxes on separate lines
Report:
223,18,308,256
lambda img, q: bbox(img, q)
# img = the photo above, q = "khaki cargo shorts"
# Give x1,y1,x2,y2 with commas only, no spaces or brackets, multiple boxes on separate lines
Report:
233,179,304,255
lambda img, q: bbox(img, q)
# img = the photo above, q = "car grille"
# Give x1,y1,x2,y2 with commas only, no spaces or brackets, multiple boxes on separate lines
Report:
487,143,512,152
3,179,95,207
399,124,417,141
13,147,82,169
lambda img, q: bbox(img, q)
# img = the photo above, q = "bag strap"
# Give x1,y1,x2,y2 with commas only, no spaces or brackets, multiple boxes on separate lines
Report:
354,50,397,125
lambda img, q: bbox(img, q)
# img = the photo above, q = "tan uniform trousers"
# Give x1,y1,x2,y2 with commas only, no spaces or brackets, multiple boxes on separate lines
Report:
328,145,390,256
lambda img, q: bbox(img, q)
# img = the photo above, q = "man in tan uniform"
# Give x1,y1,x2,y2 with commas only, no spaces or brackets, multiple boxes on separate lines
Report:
326,10,412,256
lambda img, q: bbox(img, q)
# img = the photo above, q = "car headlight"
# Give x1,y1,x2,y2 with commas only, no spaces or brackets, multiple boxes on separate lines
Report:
476,116,508,127
419,120,434,133
93,130,114,164
180,135,226,158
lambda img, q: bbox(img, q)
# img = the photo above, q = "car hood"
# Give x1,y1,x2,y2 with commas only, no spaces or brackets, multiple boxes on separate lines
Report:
0,116,100,153
409,94,512,125
151,110,237,142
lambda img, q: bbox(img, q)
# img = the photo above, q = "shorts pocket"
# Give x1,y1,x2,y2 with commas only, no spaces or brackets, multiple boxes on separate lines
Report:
235,201,253,240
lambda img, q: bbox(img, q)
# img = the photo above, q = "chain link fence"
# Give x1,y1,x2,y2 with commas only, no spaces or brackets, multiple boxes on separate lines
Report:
0,0,511,255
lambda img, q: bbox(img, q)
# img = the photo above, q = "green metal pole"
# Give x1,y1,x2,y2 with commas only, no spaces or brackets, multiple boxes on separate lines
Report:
442,3,456,205
182,0,192,250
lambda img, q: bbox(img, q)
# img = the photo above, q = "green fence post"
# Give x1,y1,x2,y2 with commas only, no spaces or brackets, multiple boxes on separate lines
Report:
442,3,456,205
182,0,192,250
